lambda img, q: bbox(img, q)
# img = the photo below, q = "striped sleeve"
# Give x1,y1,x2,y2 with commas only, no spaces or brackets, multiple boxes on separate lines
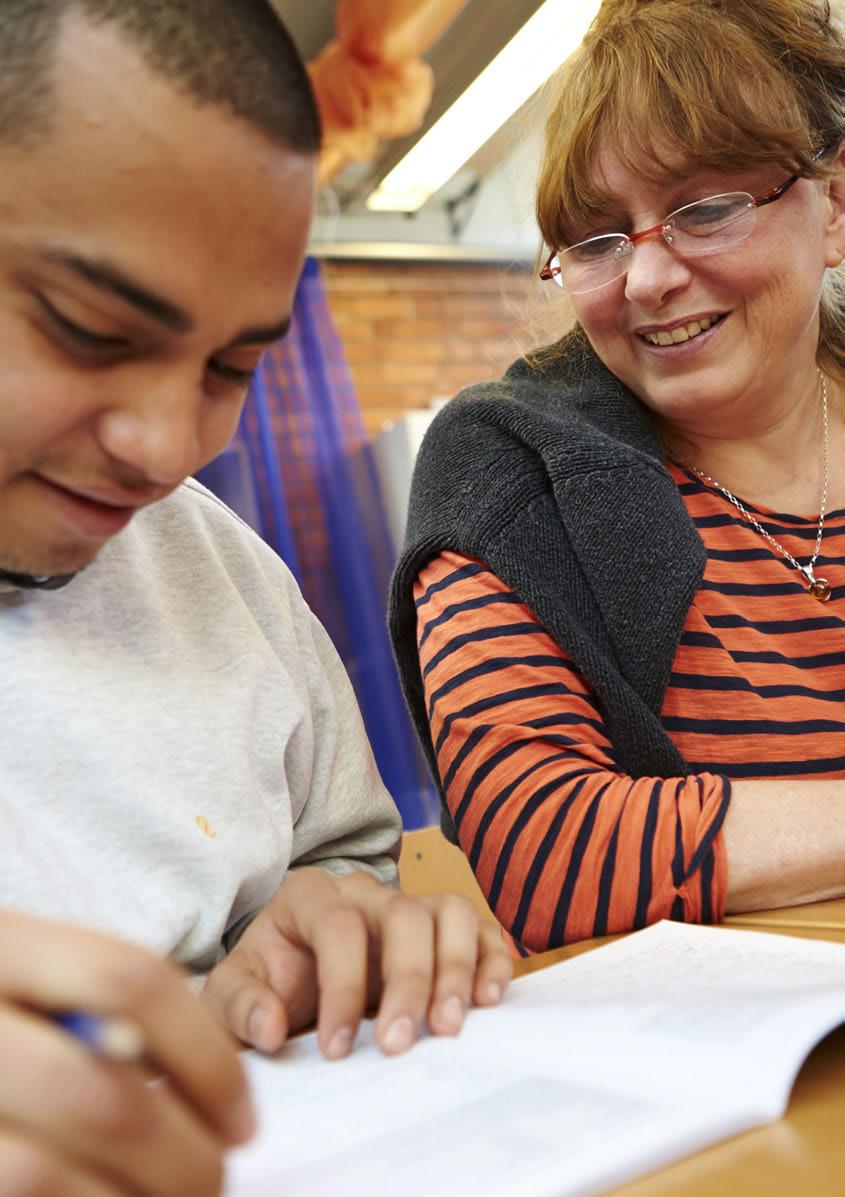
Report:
414,550,730,952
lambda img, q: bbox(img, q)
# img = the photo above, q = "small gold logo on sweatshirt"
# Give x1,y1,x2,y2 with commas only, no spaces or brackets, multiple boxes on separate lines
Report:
196,816,217,839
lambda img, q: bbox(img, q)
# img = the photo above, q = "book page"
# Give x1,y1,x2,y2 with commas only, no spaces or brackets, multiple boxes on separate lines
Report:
224,922,845,1197
486,921,845,1113
225,1022,746,1197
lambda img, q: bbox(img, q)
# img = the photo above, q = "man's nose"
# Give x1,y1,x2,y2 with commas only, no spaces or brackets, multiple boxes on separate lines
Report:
95,386,202,488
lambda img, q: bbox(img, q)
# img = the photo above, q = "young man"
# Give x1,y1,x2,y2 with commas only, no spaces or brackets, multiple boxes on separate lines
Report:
0,2,512,1193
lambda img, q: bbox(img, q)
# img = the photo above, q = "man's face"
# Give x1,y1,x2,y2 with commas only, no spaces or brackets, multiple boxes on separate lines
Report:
0,16,316,576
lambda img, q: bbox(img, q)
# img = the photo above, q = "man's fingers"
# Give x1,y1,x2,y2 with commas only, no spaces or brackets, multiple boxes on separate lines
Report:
0,1130,125,1197
202,953,290,1054
212,869,514,1071
253,869,373,1058
310,902,370,1060
318,875,512,1053
209,871,374,1060
0,1005,225,1197
0,913,254,1148
421,895,479,1036
370,892,435,1055
104,957,253,1146
268,870,436,1057
472,920,514,1007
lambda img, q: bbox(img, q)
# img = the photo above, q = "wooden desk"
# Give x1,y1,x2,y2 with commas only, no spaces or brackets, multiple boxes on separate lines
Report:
725,897,845,934
517,929,845,1196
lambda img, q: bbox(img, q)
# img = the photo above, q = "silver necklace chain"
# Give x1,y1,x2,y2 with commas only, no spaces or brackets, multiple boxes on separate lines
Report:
671,373,832,602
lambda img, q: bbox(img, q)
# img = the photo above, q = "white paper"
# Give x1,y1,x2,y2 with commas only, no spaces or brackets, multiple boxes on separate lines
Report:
224,921,845,1197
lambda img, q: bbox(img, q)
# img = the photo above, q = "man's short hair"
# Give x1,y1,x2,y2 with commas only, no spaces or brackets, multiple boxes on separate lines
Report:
0,0,322,153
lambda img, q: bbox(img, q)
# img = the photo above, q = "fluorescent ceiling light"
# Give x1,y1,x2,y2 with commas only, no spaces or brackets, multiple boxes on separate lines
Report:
367,0,602,213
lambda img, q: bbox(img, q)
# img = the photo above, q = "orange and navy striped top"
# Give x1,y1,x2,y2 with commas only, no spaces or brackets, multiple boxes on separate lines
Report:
414,464,845,953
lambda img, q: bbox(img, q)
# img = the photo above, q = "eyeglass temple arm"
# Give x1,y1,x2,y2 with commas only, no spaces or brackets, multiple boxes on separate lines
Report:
753,172,801,208
755,146,829,208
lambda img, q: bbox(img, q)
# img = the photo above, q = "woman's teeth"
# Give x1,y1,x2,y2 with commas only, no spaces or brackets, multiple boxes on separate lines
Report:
643,316,722,346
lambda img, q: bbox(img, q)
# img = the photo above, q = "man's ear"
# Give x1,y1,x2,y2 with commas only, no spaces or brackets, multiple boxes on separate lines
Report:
823,139,845,269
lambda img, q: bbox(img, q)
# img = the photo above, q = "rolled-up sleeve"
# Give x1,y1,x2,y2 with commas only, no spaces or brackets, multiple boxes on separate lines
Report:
415,551,729,951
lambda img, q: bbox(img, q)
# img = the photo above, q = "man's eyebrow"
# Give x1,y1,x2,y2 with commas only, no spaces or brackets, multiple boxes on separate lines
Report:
230,317,292,347
43,249,292,347
46,251,194,333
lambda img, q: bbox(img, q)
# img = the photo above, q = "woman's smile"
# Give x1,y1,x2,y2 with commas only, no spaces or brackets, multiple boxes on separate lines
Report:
635,311,730,358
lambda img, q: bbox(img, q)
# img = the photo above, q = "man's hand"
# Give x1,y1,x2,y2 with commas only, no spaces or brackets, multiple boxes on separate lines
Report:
203,869,513,1060
0,911,254,1197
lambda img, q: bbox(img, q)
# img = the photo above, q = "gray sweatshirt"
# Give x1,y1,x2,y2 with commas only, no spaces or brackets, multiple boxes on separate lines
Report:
0,480,401,972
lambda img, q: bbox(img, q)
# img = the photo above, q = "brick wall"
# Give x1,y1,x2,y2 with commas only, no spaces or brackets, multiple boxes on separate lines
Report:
322,259,560,438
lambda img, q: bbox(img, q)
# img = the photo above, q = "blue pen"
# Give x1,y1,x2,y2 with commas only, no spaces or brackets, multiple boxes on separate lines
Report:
54,1013,147,1062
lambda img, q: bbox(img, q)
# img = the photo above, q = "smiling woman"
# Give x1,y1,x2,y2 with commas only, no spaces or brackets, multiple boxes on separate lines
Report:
388,0,845,953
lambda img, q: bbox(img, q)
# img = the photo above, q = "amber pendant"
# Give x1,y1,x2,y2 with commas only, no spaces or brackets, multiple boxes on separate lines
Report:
808,577,832,602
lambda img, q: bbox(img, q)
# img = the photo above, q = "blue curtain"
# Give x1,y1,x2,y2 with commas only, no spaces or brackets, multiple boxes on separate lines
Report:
198,258,437,828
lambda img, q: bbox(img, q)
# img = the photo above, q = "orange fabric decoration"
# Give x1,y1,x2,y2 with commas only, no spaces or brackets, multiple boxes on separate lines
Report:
308,0,469,186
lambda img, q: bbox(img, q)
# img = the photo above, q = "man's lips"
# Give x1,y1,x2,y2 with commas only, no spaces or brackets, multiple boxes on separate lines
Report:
38,477,158,509
33,474,146,541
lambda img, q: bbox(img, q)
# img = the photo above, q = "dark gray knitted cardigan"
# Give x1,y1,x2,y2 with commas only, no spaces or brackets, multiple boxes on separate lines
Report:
388,328,709,841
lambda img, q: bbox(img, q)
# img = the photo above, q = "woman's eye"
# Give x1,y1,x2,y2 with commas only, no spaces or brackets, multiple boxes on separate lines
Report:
40,298,128,351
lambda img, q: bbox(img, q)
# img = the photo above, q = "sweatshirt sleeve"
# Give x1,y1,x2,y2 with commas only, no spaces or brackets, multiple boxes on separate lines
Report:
286,602,402,887
415,551,730,951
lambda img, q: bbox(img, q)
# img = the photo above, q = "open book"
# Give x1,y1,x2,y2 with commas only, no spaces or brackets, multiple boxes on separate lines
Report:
224,920,845,1197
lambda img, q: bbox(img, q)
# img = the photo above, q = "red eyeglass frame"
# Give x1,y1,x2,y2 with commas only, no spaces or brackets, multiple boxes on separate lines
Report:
540,166,809,285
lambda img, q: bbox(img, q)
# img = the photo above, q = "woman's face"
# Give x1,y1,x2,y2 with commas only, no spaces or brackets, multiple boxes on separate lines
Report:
568,148,845,436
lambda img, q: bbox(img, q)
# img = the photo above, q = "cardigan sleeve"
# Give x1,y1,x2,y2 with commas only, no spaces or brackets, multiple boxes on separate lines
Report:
414,550,730,952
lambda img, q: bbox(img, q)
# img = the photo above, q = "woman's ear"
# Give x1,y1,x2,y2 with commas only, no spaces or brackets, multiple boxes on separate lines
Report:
823,139,845,269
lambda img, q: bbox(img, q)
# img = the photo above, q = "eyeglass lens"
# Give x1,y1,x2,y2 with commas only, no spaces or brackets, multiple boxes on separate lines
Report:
550,192,757,294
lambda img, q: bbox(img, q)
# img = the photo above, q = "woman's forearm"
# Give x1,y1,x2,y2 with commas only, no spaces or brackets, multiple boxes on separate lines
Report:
724,780,845,912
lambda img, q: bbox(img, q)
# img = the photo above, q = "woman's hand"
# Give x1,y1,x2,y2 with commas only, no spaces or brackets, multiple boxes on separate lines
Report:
0,911,253,1197
202,868,513,1059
